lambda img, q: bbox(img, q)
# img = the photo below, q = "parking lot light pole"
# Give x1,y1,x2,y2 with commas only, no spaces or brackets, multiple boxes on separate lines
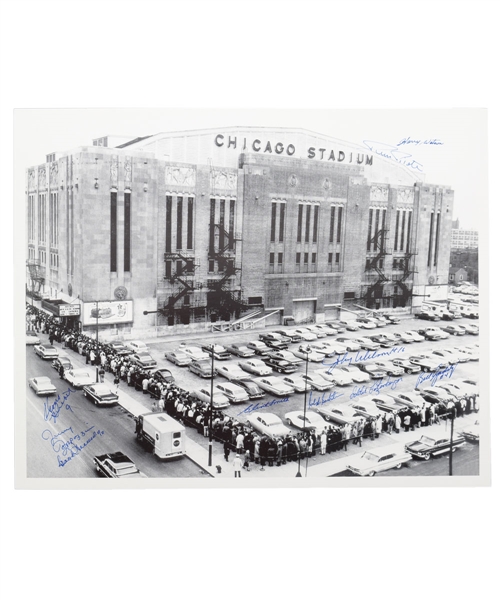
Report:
208,344,215,467
95,301,99,383
297,345,311,477
449,405,456,476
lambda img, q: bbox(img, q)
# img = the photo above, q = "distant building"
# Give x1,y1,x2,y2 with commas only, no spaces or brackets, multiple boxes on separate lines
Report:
449,267,468,283
449,248,478,284
451,218,460,229
451,228,478,249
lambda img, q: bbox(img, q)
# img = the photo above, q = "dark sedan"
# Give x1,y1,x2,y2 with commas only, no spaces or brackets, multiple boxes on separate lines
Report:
153,369,175,384
83,383,119,406
263,357,298,374
405,434,465,460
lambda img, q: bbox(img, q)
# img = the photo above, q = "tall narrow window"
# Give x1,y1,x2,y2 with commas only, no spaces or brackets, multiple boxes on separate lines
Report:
176,196,183,250
305,204,311,242
187,197,194,250
209,197,215,254
381,209,386,252
279,203,285,242
311,252,317,272
296,252,301,273
373,209,380,250
219,199,225,252
297,204,303,242
330,206,336,243
367,208,374,251
434,213,441,266
277,252,283,273
428,212,435,267
328,252,333,271
400,211,406,252
337,207,343,243
394,210,400,252
269,252,275,273
304,252,309,272
124,191,131,272
406,211,412,253
229,199,235,249
165,261,172,279
166,195,172,252
312,205,319,243
270,202,277,242
110,191,117,272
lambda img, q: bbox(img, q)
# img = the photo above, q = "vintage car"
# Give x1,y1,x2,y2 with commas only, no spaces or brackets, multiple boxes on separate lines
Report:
52,355,74,373
273,329,302,343
418,386,456,405
238,358,272,376
291,346,325,362
26,330,41,345
151,369,174,385
373,361,404,377
266,350,302,364
315,368,353,386
430,349,462,365
460,420,480,442
246,340,272,356
191,387,230,409
233,380,265,400
304,326,327,338
28,376,57,396
108,340,132,356
368,333,396,348
366,394,405,414
188,359,214,378
337,320,359,331
164,350,192,366
313,324,337,337
34,343,59,360
130,351,157,369
215,382,249,404
292,328,318,342
346,446,413,476
441,324,466,336
215,364,249,381
282,375,311,393
325,320,346,333
314,404,363,426
356,363,385,379
453,346,479,361
93,452,146,478
391,391,427,411
254,376,295,397
402,330,425,342
284,410,329,432
302,373,333,391
415,311,440,321
408,355,441,372
246,412,291,439
338,365,371,383
124,340,149,353
405,434,465,460
392,331,416,344
64,368,96,389
352,337,381,351
262,356,298,374
201,344,231,360
227,343,256,358
390,358,421,374
349,399,384,419
181,346,210,361
460,323,479,335
356,317,377,329
83,383,119,406
258,332,289,348
418,327,449,341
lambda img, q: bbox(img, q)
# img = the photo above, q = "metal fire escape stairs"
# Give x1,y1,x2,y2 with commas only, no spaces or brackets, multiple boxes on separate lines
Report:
162,252,201,315
363,227,391,304
26,259,45,295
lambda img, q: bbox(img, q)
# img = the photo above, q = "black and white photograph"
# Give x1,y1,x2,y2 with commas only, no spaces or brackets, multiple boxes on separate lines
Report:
16,107,489,487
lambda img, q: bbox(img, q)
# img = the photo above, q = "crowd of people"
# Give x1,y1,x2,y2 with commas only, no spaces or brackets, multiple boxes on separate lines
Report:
26,303,479,470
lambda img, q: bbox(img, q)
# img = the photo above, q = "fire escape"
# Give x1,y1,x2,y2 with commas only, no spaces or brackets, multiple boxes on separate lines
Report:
161,252,202,323
363,227,391,308
392,249,418,307
26,259,45,298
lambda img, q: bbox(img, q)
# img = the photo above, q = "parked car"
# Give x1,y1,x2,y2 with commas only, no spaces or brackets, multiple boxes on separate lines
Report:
246,340,272,356
130,351,157,369
418,327,449,340
302,373,333,391
309,342,336,357
282,375,311,393
34,343,59,360
349,399,384,419
373,361,404,377
284,411,329,432
64,368,95,389
52,355,73,372
247,412,292,439
356,317,377,329
460,323,479,335
227,343,255,358
215,382,249,404
390,358,421,374
181,346,210,360
415,311,440,321
408,355,441,372
392,331,416,344
402,330,425,342
314,404,363,426
164,350,192,366
304,326,327,338
338,320,359,331
391,391,427,411
152,369,175,384
189,359,214,378
273,329,302,343
94,452,146,478
335,337,361,352
124,340,148,353
346,446,412,476
441,324,466,336
191,387,230,409
26,330,40,345
262,357,298,374
293,328,318,341
357,363,385,379
254,376,295,397
291,347,325,362
266,350,302,364
215,364,249,381
315,368,353,386
28,376,57,396
418,386,455,405
83,383,119,406
430,349,460,365
405,434,465,460
352,337,381,350
201,344,231,360
460,420,480,442
367,394,404,414
382,314,401,324
338,365,371,383
367,316,388,328
108,341,132,356
325,320,346,333
258,332,289,349
233,380,265,400
238,358,272,376
454,346,479,361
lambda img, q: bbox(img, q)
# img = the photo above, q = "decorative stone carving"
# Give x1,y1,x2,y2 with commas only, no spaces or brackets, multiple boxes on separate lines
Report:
288,174,298,187
114,286,128,300
165,166,197,187
209,168,236,190
49,162,58,185
370,185,389,202
124,157,132,182
323,178,332,190
110,157,119,184
38,167,47,189
28,169,36,190
397,188,414,203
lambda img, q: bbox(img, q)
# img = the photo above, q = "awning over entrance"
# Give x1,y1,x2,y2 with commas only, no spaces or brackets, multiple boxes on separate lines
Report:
41,299,81,317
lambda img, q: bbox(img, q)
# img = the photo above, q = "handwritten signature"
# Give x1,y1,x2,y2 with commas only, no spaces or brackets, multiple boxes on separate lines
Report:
322,346,405,373
237,397,290,416
349,377,403,400
415,365,456,389
41,424,105,467
363,140,424,171
397,137,444,147
43,388,75,424
308,389,344,409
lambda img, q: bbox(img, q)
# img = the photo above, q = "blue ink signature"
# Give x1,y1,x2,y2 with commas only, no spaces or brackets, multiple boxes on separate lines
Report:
363,140,424,171
415,365,456,389
237,397,290,416
323,353,353,373
349,376,403,400
323,346,405,373
308,389,343,409
397,137,444,147
41,424,105,466
43,388,75,424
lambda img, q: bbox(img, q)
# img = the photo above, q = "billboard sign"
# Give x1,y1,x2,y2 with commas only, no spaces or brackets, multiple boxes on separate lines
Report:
82,301,133,326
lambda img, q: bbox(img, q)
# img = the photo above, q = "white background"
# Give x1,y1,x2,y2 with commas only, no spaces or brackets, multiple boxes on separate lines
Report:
1,1,498,600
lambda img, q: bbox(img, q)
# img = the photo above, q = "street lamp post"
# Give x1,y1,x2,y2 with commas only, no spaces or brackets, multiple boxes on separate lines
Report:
448,405,456,476
208,344,215,467
95,300,100,383
297,344,311,477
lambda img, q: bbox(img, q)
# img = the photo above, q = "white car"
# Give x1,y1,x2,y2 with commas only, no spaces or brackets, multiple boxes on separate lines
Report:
314,368,353,386
305,326,327,338
284,411,329,432
246,340,271,356
309,342,336,357
34,343,59,359
302,373,333,391
338,320,359,331
267,350,302,364
392,392,427,411
64,368,96,389
246,412,291,439
282,375,311,393
26,331,41,345
454,346,479,361
215,382,249,404
255,376,295,397
215,364,249,381
192,387,230,409
404,330,425,342
392,331,416,344
313,324,337,336
294,328,318,341
238,359,272,376
349,400,384,419
372,361,404,377
346,446,412,476
291,347,325,362
28,376,57,396
336,338,362,352
338,365,370,383
181,346,210,360
125,340,148,352
315,404,363,425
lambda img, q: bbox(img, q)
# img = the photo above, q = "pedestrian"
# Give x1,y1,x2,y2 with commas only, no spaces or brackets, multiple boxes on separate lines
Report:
320,429,327,455
403,413,411,432
99,366,105,383
233,454,243,478
158,397,165,412
243,449,251,471
394,412,401,433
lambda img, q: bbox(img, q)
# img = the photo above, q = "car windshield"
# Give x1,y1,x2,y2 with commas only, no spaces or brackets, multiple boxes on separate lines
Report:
419,436,435,445
361,452,379,462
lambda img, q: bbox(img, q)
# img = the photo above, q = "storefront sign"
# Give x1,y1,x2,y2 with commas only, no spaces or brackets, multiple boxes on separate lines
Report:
59,304,81,317
82,301,133,326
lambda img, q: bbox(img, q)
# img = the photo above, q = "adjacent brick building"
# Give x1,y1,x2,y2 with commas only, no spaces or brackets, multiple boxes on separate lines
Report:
26,126,454,337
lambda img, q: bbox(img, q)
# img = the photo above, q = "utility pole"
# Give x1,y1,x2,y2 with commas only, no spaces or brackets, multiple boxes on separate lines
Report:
449,406,456,476
208,344,215,467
